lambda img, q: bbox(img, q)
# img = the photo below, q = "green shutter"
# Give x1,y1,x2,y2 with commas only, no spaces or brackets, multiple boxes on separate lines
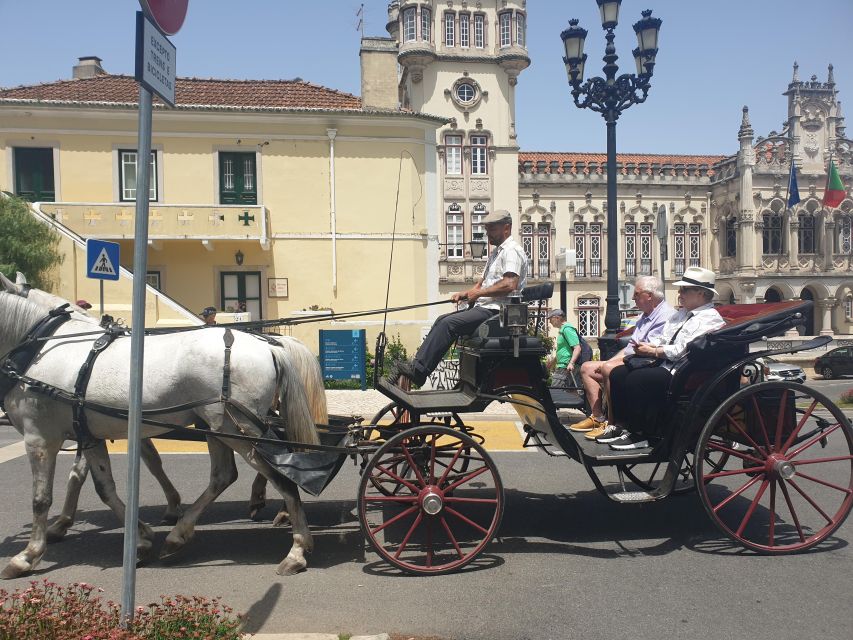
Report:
219,152,257,205
14,147,55,202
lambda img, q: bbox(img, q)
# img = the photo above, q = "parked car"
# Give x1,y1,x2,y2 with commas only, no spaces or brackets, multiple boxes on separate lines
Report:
758,357,807,383
814,346,853,379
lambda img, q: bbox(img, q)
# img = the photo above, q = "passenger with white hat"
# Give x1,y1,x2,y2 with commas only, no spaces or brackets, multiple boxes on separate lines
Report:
605,266,726,450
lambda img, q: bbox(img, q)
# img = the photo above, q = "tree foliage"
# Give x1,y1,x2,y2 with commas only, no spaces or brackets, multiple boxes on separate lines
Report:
0,195,63,289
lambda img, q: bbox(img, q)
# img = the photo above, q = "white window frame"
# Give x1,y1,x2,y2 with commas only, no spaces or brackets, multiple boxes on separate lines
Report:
446,204,463,259
639,222,652,275
459,13,470,48
471,203,487,258
421,7,431,42
499,12,512,48
402,7,417,42
577,297,601,338
474,14,485,48
574,223,586,277
444,12,455,47
470,135,488,175
445,135,463,175
516,13,525,47
625,222,637,276
119,149,157,202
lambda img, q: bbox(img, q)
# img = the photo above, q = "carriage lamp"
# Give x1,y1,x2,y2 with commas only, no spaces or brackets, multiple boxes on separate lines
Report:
469,233,488,259
235,250,244,266
502,293,528,358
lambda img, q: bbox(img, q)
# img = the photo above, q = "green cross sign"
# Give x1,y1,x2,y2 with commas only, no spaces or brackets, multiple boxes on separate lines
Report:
238,211,255,226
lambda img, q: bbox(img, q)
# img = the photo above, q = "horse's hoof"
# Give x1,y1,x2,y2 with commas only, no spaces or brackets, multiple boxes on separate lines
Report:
159,539,187,563
249,502,266,521
1,559,29,580
46,528,69,544
275,556,307,576
272,511,291,527
159,510,182,526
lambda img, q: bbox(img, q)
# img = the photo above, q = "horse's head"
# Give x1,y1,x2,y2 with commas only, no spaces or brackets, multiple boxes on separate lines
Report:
0,272,30,297
0,273,95,322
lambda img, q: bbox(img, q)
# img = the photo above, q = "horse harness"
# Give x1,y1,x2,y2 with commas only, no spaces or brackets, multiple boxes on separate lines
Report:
0,306,355,459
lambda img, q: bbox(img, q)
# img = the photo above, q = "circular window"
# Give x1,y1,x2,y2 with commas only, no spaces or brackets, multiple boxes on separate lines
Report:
455,82,476,104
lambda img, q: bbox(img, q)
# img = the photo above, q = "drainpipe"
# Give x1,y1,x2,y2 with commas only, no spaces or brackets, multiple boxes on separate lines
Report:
328,128,338,295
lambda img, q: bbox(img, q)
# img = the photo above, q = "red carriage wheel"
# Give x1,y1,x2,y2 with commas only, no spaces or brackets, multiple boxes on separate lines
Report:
696,382,853,553
358,425,504,574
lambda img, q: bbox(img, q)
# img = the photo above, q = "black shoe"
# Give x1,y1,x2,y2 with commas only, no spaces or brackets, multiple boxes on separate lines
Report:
608,432,652,450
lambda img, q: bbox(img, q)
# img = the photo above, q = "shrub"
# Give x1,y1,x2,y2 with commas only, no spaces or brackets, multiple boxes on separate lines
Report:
840,388,853,405
0,581,242,640
323,333,408,390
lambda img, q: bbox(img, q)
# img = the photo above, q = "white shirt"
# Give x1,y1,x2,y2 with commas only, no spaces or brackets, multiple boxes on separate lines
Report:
651,302,726,363
476,236,528,310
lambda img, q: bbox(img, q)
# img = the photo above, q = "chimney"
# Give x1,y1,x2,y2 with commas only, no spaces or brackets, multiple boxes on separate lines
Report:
73,56,107,79
359,37,398,110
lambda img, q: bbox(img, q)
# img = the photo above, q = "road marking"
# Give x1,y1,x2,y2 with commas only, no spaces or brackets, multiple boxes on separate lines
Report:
0,441,26,463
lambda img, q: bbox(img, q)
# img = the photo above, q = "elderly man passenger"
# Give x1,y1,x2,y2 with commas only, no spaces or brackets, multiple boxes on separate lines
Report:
571,275,674,443
394,209,528,387
604,267,726,450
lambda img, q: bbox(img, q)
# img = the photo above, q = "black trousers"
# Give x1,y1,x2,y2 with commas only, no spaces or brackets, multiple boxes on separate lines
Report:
608,364,672,435
412,306,497,380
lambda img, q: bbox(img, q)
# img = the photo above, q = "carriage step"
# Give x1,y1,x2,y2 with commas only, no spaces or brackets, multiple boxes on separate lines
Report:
610,490,657,503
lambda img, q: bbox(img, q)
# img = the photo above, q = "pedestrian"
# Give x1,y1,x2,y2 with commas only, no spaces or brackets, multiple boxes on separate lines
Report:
201,306,217,325
76,299,92,311
546,309,590,389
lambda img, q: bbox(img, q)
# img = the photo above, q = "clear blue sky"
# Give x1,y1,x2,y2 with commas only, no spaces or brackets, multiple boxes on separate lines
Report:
2,0,851,155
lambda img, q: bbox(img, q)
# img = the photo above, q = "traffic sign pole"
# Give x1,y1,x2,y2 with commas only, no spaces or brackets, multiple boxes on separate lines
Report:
121,85,152,623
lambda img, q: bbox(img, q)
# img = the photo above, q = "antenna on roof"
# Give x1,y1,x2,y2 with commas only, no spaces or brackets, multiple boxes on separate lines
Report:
356,3,364,38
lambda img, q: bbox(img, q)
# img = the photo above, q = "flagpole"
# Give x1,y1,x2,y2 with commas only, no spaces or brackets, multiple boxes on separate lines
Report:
824,152,835,211
784,154,792,210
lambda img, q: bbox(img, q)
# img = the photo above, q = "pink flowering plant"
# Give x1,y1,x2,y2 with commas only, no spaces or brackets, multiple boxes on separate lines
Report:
840,388,853,405
0,581,242,640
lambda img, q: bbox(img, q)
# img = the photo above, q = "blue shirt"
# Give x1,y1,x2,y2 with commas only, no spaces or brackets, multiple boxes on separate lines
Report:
624,300,676,356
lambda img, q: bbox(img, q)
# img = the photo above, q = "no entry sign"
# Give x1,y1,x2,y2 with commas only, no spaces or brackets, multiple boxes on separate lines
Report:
138,0,189,35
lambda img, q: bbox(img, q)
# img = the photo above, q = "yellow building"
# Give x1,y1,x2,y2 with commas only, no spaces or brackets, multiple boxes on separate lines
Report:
0,52,446,349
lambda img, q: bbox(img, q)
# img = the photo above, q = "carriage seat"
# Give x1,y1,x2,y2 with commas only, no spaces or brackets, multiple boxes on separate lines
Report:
461,281,555,345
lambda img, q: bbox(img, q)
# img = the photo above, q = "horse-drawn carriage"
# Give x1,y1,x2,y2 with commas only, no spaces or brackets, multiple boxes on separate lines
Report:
1,277,851,578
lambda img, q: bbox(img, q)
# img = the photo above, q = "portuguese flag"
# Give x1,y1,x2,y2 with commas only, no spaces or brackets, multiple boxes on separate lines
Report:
823,157,846,208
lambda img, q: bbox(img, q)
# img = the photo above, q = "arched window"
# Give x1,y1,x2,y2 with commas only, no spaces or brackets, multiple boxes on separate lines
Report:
837,215,852,254
762,212,783,254
421,7,432,42
798,213,816,253
722,215,737,257
402,7,417,42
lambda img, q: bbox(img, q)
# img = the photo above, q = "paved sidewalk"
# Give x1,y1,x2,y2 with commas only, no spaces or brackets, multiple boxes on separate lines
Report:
325,389,519,420
249,634,390,640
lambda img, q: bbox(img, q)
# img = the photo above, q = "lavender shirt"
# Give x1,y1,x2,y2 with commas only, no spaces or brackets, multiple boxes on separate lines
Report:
623,300,676,356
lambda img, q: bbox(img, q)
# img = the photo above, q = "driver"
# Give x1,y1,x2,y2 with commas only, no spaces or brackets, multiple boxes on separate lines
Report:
393,210,527,387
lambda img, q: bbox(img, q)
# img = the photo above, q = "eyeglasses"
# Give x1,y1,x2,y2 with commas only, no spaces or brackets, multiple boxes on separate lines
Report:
632,290,649,298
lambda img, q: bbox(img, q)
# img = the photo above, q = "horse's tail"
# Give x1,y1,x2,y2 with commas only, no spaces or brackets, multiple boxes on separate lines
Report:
270,348,321,446
270,336,329,424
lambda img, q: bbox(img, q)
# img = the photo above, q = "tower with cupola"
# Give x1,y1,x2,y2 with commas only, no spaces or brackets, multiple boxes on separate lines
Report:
387,0,529,290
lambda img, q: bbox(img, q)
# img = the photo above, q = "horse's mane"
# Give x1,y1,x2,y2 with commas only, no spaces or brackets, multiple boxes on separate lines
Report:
0,293,49,344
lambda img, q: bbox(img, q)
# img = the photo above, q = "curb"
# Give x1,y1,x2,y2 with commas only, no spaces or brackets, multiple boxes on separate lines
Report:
248,634,390,640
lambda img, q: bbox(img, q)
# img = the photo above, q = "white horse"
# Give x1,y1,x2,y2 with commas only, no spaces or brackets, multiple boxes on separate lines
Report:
0,287,321,578
1,274,328,534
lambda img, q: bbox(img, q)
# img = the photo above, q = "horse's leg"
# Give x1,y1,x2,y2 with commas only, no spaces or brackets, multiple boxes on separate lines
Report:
248,473,267,520
1,436,61,579
82,441,155,565
140,439,183,525
260,471,311,575
160,435,237,560
46,453,90,542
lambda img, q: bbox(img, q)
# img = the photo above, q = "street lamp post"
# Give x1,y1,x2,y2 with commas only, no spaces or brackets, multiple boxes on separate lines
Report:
560,0,661,357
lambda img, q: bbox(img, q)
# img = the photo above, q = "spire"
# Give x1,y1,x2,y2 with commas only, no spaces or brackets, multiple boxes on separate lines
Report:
738,105,753,140
828,63,835,85
792,61,799,83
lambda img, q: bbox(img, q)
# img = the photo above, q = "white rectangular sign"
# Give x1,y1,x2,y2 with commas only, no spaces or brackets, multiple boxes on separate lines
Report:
135,11,176,107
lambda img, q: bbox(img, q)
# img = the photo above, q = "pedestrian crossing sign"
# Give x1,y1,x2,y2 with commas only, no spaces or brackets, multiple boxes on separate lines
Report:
86,239,120,281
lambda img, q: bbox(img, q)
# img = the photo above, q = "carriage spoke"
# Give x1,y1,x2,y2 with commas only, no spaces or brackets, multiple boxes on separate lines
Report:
444,464,490,493
787,479,834,525
439,516,464,559
768,479,777,547
777,479,806,543
773,389,791,450
749,395,773,450
444,497,499,504
712,474,762,514
793,469,853,494
445,506,489,535
425,517,433,568
400,440,427,486
724,409,766,454
437,445,465,486
786,423,842,460
704,465,765,481
363,495,418,503
781,398,818,454
429,433,438,484
393,512,424,560
369,506,418,536
707,440,765,465
374,462,420,493
735,479,770,537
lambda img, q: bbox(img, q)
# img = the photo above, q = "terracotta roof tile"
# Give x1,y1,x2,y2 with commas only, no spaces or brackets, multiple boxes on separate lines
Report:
519,151,729,175
0,74,363,111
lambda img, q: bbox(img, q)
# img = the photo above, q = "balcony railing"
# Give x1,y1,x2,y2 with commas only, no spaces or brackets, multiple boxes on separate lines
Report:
625,259,636,277
639,258,652,275
589,259,602,277
537,258,550,278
